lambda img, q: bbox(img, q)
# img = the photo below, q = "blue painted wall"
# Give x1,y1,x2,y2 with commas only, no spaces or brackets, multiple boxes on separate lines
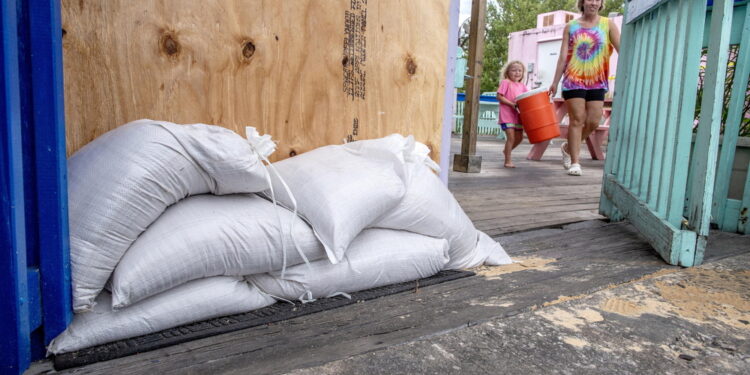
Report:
1,0,71,374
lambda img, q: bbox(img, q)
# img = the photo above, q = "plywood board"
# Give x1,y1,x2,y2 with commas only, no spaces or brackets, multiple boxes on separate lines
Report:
62,0,449,162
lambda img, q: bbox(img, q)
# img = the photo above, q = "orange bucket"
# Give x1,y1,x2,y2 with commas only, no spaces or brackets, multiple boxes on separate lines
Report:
516,88,560,144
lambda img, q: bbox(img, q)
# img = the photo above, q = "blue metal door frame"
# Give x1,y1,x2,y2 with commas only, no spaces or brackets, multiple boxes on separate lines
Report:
1,0,71,373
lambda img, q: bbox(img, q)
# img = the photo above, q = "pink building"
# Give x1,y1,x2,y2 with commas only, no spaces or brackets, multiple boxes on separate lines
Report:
508,10,623,99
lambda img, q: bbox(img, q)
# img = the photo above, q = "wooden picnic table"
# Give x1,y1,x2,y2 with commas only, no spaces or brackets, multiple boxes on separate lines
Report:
526,98,612,161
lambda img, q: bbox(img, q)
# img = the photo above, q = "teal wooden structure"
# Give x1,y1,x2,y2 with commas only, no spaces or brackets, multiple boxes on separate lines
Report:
601,0,750,267
454,93,507,139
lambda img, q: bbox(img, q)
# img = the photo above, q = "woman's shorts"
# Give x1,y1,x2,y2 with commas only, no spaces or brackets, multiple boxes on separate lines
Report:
562,89,606,102
500,123,523,131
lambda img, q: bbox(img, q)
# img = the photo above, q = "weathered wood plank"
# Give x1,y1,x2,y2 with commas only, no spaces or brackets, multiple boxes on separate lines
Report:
669,0,707,227
639,7,665,202
52,222,748,375
646,0,679,213
686,0,733,256
630,12,658,198
479,211,604,237
620,20,648,188
602,174,686,265
468,202,599,222
657,0,690,219
52,222,676,375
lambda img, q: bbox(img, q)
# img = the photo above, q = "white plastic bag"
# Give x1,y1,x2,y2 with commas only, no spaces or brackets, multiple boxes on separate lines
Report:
111,194,326,309
248,229,449,301
68,119,273,312
262,145,406,264
374,159,512,269
48,276,274,354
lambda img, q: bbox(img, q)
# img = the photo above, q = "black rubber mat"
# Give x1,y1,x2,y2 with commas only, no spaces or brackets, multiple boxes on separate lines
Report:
53,270,474,370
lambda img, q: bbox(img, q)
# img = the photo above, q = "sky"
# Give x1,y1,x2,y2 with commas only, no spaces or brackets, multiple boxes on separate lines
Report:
459,0,472,24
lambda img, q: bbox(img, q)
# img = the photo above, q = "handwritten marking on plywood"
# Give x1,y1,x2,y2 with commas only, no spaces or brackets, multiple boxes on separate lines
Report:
62,0,449,162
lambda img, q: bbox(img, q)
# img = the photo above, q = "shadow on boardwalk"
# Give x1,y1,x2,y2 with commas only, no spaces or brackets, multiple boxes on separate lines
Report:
449,135,605,236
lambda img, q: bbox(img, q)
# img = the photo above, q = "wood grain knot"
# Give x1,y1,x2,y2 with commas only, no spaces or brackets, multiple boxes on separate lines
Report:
242,41,255,59
289,150,297,157
406,56,417,75
160,33,181,57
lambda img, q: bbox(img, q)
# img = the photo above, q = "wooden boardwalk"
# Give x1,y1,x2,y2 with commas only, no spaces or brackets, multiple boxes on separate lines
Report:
449,135,605,236
28,135,750,374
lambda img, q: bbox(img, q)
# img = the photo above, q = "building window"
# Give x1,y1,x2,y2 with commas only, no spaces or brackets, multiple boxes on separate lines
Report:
543,14,554,27
565,14,574,23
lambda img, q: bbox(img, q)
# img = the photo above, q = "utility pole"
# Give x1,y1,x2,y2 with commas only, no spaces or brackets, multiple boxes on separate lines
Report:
453,0,487,173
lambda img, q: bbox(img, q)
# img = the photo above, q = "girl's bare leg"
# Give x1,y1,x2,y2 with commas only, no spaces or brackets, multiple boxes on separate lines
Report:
504,129,516,168
512,129,524,149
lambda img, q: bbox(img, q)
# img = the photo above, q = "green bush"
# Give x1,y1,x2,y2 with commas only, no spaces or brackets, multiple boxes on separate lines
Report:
694,45,750,137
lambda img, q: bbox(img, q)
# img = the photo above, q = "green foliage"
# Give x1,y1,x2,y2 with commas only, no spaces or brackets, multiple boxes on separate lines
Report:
469,0,625,93
694,45,750,137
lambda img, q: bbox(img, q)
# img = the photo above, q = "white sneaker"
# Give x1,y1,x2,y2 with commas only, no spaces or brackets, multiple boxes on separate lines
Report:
567,163,582,176
561,142,572,170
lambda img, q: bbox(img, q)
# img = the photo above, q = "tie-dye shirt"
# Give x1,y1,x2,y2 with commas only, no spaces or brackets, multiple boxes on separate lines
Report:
562,17,613,91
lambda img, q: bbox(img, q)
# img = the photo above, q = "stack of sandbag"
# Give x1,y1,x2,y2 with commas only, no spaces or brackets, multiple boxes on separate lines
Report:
51,120,290,354
67,119,273,312
51,125,512,355
247,134,512,301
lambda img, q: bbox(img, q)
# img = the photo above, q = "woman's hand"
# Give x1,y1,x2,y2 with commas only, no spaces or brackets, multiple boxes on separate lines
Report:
548,85,557,97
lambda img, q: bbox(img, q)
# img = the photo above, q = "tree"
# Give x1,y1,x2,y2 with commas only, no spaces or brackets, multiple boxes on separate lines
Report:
463,0,625,93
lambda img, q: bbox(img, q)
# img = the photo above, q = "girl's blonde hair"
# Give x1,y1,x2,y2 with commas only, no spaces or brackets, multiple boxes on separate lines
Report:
501,60,526,82
578,0,604,12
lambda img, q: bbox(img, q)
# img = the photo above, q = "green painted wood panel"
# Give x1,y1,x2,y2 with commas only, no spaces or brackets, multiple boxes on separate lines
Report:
633,13,660,200
667,0,706,228
603,174,685,265
686,0,734,247
721,199,742,232
712,6,750,228
601,9,638,221
623,19,651,189
615,19,643,180
647,1,679,214
641,8,666,205
657,1,690,221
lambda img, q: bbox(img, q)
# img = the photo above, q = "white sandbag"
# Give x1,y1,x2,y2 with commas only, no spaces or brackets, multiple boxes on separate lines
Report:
342,134,440,174
263,145,406,264
48,276,274,355
111,194,326,309
68,120,273,312
374,161,512,269
248,229,449,301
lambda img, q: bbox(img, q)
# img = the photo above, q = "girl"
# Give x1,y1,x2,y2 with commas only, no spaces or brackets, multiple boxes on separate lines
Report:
497,60,529,168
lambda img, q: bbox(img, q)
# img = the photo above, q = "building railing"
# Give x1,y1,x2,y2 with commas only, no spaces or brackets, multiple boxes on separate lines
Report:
601,0,749,266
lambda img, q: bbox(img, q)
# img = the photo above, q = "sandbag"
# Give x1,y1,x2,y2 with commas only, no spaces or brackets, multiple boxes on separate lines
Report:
263,144,406,264
111,194,326,309
48,276,274,354
68,120,273,312
248,229,449,301
374,158,512,269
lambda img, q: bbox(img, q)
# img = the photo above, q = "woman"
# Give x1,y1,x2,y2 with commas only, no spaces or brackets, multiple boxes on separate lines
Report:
549,0,620,176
